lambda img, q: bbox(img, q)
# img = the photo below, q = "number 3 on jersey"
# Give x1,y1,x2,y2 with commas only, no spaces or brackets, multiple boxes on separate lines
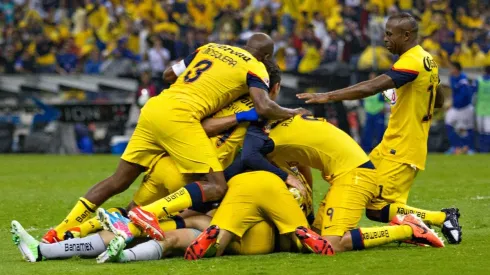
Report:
184,60,213,83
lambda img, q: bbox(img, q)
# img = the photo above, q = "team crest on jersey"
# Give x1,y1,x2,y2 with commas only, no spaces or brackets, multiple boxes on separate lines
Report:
382,89,397,105
423,56,437,72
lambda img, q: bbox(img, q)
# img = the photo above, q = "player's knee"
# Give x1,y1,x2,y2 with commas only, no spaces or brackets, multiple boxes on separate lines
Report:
365,209,382,222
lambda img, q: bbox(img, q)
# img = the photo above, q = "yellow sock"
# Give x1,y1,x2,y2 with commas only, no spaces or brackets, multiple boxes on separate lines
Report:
389,203,446,226
159,216,186,231
141,187,196,218
350,225,413,250
128,222,143,237
77,217,101,238
54,197,96,238
75,207,123,238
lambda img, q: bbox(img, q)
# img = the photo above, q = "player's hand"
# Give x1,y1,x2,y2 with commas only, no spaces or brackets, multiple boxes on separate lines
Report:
236,108,259,122
296,93,331,104
285,174,306,197
293,108,312,116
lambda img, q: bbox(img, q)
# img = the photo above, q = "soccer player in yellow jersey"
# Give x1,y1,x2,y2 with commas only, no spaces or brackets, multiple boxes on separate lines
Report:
42,35,310,243
188,63,444,257
297,13,462,244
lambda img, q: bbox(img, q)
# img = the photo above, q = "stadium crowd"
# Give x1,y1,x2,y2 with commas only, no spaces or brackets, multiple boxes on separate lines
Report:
0,0,489,78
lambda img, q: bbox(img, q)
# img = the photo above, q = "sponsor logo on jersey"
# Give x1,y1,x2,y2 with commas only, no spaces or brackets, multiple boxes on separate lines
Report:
423,56,437,72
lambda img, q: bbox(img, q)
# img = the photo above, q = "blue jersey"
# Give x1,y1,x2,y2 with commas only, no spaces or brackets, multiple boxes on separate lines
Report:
450,73,472,109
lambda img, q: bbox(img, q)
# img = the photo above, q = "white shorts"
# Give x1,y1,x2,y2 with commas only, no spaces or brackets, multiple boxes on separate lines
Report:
445,105,474,130
477,116,490,134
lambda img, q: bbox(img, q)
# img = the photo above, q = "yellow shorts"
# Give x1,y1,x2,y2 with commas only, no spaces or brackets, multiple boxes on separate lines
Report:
227,221,275,255
211,171,308,237
367,147,418,211
122,96,223,173
313,168,377,236
132,154,188,206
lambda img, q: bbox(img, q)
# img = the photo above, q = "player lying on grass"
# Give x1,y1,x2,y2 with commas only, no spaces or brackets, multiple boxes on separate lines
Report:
297,12,461,244
43,33,310,243
95,169,314,263
11,213,213,262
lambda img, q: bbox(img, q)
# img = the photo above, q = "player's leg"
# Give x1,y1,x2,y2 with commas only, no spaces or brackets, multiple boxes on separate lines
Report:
445,107,463,154
44,113,162,243
460,105,475,154
98,228,202,263
128,119,226,240
64,207,126,240
11,220,113,262
42,159,144,243
479,116,490,152
366,156,462,244
308,168,377,253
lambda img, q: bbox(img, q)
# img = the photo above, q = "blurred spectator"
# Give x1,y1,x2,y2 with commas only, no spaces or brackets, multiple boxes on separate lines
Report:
445,62,475,155
34,34,57,73
56,41,78,74
148,36,170,78
14,49,35,73
0,0,489,76
0,46,16,73
136,70,158,108
0,0,15,25
475,66,490,153
84,49,102,74
361,72,386,153
321,30,344,64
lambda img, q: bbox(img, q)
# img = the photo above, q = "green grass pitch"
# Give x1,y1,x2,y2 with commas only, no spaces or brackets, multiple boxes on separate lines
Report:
1,154,489,274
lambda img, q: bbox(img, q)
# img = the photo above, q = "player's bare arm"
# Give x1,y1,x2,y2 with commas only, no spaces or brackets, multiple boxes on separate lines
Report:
201,109,258,137
162,67,178,84
434,85,444,108
201,115,240,137
296,74,396,104
250,87,311,119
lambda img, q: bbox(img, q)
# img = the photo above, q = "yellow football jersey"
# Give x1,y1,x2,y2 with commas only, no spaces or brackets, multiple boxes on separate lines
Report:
161,43,269,120
382,45,439,170
211,96,254,168
268,115,369,181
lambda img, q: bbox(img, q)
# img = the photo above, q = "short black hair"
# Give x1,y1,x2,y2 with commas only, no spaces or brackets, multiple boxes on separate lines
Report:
452,62,462,72
263,59,281,90
485,65,490,75
388,12,418,34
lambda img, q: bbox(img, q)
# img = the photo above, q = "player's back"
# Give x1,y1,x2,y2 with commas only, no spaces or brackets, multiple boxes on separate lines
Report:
268,115,369,180
381,45,439,170
161,43,269,120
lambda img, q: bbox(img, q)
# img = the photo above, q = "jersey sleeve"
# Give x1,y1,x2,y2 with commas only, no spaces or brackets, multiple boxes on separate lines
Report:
384,56,420,89
246,61,270,91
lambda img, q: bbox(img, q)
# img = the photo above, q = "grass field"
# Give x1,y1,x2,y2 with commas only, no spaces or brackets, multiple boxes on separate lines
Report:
1,154,490,274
